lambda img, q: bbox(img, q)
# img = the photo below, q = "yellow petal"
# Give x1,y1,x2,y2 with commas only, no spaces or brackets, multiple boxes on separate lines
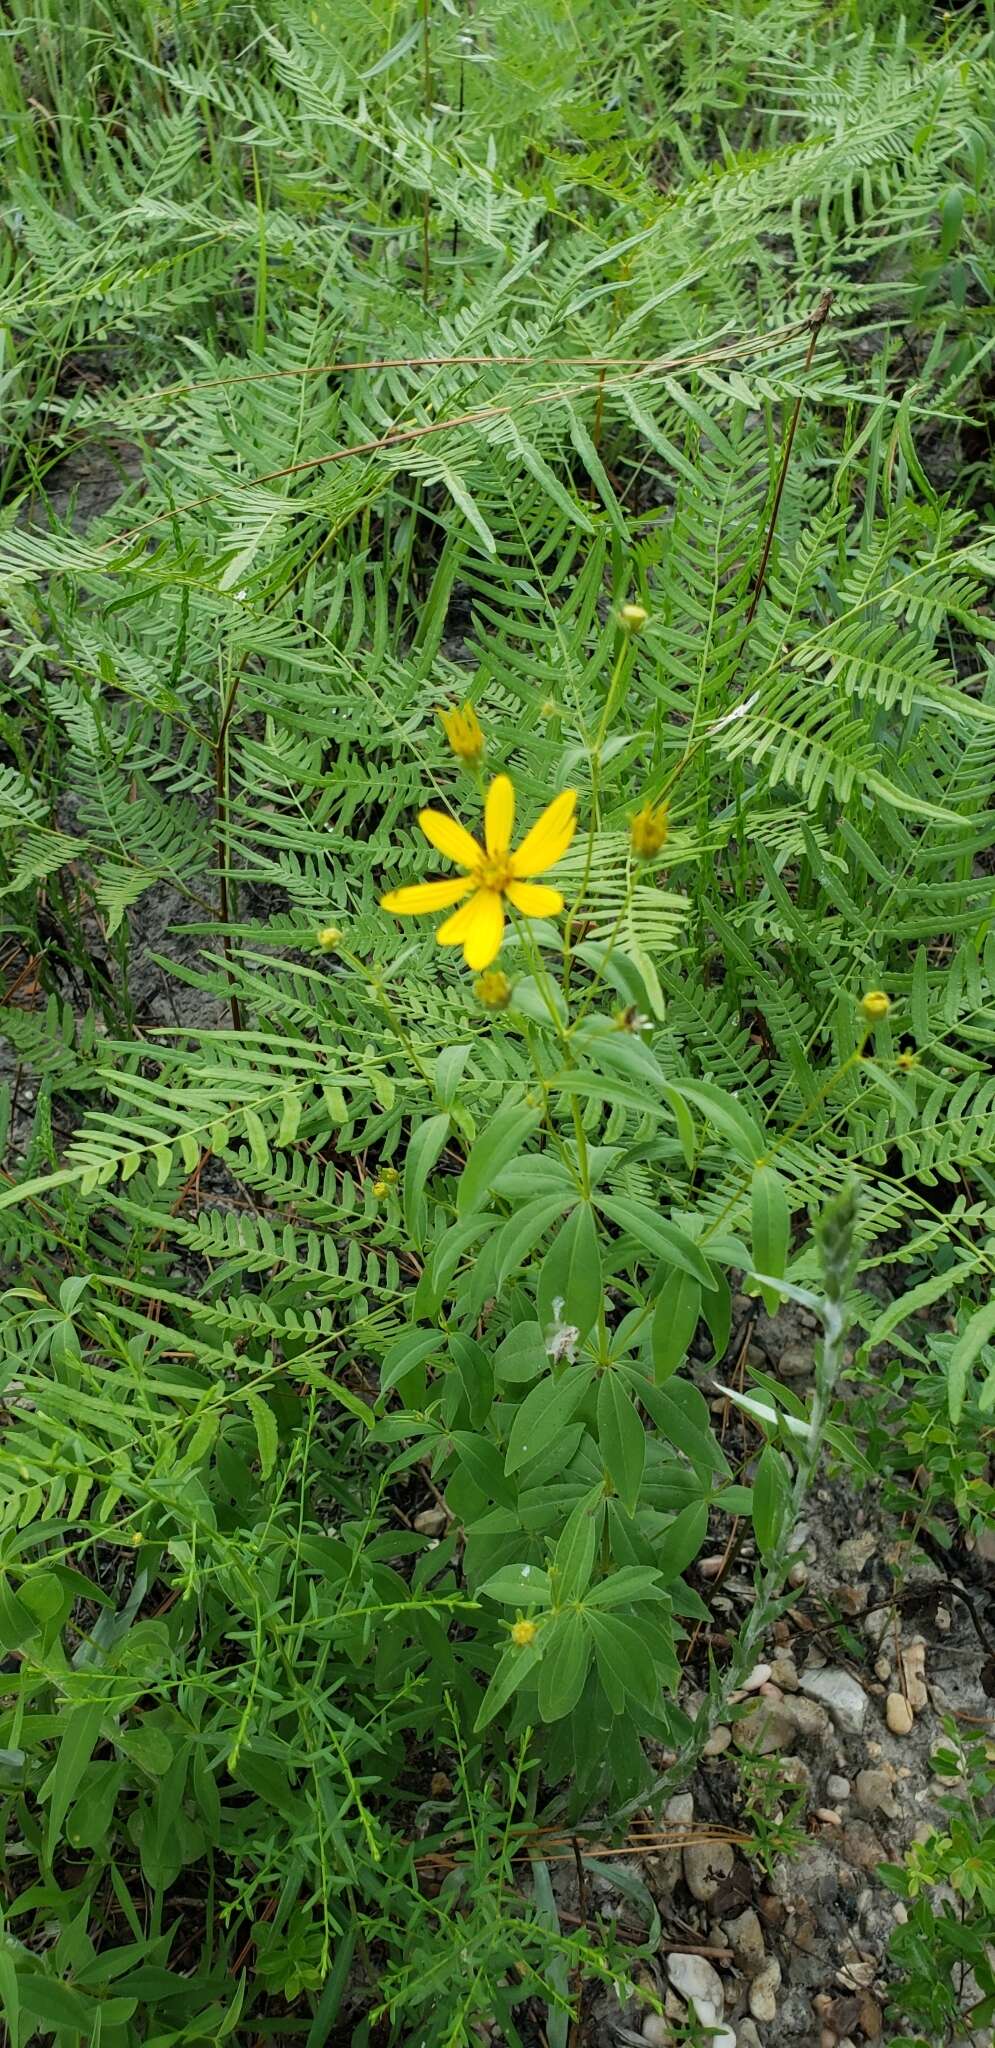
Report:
484,773,515,856
436,893,484,947
437,889,504,968
511,789,577,876
418,808,482,870
505,881,564,918
381,877,473,915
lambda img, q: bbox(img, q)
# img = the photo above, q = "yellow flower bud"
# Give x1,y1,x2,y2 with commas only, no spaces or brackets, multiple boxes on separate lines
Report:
474,969,512,1010
860,990,891,1023
372,1179,389,1198
896,1049,918,1071
317,926,342,950
540,699,558,720
380,1166,399,1185
618,602,649,632
510,1618,537,1647
438,702,484,762
629,799,669,860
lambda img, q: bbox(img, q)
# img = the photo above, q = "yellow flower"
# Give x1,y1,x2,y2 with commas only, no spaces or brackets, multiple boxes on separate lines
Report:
474,969,512,1010
618,601,648,631
372,1179,389,1197
438,702,484,762
629,799,669,860
510,1618,537,1647
860,990,891,1023
896,1049,918,1071
381,773,577,971
316,925,342,950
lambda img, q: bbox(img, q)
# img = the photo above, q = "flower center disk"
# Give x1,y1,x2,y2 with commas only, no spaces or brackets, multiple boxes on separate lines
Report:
476,854,513,891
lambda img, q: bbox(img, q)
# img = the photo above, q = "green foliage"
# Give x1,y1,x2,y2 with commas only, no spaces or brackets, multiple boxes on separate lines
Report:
1,0,995,2038
881,1726,995,2047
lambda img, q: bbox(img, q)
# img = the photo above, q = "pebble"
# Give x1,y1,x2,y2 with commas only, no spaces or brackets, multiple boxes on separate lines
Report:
724,1906,766,1978
874,1654,891,1682
683,1836,735,1903
838,1531,878,1575
898,1639,928,1712
413,1506,447,1533
886,1692,914,1735
799,1667,869,1736
855,1767,898,1819
749,1958,782,2024
769,1652,799,1691
780,1754,812,1795
826,1774,851,1802
841,1821,886,1872
815,1807,843,1826
700,1555,726,1579
665,1792,695,1826
733,1700,797,1756
704,1724,733,1757
777,1341,813,1378
787,1560,808,1587
737,2025,763,2048
782,1695,832,1744
641,2018,669,2046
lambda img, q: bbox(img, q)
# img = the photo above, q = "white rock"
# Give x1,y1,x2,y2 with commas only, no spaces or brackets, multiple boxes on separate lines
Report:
641,2017,669,2046
886,1692,914,1736
748,1957,782,2024
683,1837,735,1903
704,1724,733,1757
666,1792,694,1826
799,1667,869,1735
826,1774,851,1802
737,2026,763,2048
742,1662,772,1692
667,1951,725,2017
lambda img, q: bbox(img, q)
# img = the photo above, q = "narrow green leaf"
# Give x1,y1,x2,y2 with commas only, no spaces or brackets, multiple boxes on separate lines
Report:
457,1092,542,1218
245,1392,278,1480
948,1301,995,1425
504,1367,593,1477
474,1639,542,1732
651,1270,701,1383
653,1499,708,1583
596,1194,716,1290
537,1613,591,1722
752,1443,792,1557
596,1372,645,1514
537,1202,603,1340
751,1166,790,1315
403,1113,451,1248
553,1493,600,1602
42,1703,104,1860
